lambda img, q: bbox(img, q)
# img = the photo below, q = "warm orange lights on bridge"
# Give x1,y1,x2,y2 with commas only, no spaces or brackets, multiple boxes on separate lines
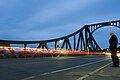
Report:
1,46,120,58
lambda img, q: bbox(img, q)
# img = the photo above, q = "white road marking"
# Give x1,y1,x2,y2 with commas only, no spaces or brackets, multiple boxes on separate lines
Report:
76,62,112,80
40,72,50,76
22,59,107,80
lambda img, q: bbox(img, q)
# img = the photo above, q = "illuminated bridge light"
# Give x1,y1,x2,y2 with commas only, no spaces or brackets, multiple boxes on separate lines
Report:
0,45,108,55
105,52,120,59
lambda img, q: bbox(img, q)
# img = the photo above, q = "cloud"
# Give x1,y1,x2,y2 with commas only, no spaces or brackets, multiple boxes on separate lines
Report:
18,0,100,29
0,0,120,48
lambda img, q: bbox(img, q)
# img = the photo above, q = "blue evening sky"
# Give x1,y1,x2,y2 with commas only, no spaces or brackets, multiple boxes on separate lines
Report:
0,0,120,48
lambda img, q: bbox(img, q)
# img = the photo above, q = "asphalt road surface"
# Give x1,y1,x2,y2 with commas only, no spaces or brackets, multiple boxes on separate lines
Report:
0,55,111,80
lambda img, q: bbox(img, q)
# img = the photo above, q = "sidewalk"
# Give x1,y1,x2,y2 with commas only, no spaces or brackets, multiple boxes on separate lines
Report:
83,65,120,80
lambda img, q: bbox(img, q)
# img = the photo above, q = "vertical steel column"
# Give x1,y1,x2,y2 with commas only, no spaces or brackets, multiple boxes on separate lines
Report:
41,43,44,49
76,32,81,50
85,26,88,51
74,35,76,50
44,43,48,50
80,30,85,51
67,39,72,50
66,39,68,50
55,41,57,50
24,44,27,48
37,43,41,48
61,39,66,49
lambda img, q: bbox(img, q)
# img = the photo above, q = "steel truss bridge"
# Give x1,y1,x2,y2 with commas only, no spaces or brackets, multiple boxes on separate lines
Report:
0,20,120,51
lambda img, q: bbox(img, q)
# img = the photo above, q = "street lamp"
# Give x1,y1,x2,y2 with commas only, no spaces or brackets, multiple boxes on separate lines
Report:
59,40,63,43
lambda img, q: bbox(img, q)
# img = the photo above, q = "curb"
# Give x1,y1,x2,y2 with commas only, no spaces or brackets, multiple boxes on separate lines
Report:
76,62,112,80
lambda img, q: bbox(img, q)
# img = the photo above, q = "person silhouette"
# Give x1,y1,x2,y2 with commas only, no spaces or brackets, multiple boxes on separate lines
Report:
109,31,119,67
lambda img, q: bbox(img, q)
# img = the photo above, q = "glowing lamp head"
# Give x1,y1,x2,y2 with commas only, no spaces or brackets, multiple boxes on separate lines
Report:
59,40,63,43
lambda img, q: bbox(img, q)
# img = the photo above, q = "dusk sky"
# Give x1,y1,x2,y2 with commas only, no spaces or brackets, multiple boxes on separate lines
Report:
0,0,120,48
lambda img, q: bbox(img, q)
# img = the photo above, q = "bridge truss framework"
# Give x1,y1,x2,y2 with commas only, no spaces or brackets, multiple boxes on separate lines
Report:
0,20,120,51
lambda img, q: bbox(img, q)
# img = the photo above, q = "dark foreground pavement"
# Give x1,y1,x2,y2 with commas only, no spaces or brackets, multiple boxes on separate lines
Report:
81,64,120,80
22,58,120,80
0,55,119,80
